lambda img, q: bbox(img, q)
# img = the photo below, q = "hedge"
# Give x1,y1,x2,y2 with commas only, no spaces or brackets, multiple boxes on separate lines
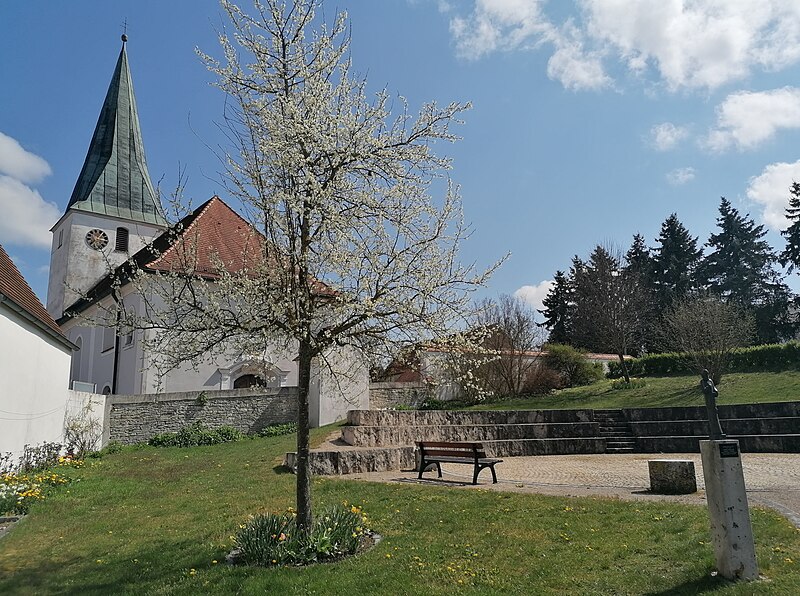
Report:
607,341,800,378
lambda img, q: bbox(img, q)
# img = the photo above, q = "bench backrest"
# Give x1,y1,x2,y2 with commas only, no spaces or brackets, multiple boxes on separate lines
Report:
417,441,487,459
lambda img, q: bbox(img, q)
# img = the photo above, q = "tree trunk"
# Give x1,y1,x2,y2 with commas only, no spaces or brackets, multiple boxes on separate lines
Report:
618,353,630,384
295,340,313,534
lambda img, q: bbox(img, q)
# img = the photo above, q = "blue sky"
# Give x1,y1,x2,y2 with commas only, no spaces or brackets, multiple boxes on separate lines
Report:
3,0,800,309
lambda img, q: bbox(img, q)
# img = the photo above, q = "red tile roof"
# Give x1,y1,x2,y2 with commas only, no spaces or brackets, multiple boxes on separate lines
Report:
145,196,264,275
0,243,66,338
61,195,337,322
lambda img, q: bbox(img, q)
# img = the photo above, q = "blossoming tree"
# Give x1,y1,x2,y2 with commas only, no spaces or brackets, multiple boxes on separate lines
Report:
112,0,498,533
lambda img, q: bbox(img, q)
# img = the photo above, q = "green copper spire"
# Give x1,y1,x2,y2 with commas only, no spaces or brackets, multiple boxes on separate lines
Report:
66,37,167,226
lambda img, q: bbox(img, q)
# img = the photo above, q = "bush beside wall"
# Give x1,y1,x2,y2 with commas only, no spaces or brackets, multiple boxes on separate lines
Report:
607,341,800,378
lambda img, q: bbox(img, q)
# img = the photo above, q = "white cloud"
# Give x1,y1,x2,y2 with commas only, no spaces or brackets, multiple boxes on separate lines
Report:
448,1,800,92
0,175,60,249
583,0,800,91
666,167,696,186
746,160,800,230
449,0,551,59
0,131,51,184
546,23,612,91
703,87,800,152
514,280,553,313
651,122,688,151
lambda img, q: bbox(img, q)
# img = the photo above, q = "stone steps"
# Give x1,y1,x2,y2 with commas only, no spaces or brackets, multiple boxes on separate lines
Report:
636,434,800,453
342,422,600,447
594,408,637,454
286,437,608,476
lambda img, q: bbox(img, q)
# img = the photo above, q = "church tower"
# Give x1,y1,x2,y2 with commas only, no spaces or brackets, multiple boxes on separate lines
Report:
47,35,167,319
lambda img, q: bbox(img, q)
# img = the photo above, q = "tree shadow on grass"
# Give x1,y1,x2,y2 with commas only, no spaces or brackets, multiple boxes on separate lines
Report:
644,571,735,595
0,537,216,596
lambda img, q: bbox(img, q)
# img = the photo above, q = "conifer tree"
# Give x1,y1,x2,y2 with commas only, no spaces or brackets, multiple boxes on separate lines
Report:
539,270,572,344
780,182,800,275
624,233,655,353
624,233,653,277
651,214,702,311
701,198,794,342
571,245,646,382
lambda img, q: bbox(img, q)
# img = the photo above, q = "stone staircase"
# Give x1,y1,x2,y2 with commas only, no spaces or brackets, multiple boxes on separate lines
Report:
285,400,800,476
593,409,637,454
287,409,607,475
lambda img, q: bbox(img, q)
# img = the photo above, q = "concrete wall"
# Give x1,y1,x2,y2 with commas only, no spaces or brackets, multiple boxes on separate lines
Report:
0,304,72,458
369,382,430,409
104,387,299,444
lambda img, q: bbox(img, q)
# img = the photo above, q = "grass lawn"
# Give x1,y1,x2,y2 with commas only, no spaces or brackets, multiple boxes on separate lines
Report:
2,428,800,594
473,371,800,411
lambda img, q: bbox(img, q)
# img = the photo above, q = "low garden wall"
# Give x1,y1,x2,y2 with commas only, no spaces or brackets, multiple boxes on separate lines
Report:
104,387,298,445
368,382,429,409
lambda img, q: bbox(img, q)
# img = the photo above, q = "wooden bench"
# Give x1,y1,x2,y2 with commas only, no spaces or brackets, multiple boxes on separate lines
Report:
416,441,503,485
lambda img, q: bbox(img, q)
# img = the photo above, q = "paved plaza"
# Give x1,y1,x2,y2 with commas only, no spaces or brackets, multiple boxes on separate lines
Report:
350,452,800,527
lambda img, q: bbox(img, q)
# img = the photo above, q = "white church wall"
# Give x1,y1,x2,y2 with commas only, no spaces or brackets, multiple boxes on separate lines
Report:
309,346,369,427
47,210,164,318
0,303,72,458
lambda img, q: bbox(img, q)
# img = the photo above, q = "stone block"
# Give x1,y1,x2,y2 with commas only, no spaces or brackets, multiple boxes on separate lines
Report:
648,459,697,494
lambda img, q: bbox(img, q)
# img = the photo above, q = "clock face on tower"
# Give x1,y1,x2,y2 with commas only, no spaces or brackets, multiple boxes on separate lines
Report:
85,229,109,250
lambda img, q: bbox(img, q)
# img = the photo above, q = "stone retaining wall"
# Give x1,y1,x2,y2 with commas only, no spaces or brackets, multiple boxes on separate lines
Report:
105,387,298,445
342,422,600,447
348,408,593,427
368,382,429,409
624,401,800,422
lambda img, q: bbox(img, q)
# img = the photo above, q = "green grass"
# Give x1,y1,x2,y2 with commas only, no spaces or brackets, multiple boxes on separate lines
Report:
474,371,800,411
1,427,800,594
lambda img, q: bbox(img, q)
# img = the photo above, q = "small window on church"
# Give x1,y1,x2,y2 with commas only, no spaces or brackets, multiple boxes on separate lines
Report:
115,227,129,252
102,326,115,352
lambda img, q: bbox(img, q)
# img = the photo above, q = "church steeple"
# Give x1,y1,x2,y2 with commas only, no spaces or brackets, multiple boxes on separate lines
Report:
66,36,166,226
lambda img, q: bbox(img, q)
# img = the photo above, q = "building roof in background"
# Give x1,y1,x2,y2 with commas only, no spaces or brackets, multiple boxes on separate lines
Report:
0,244,73,348
65,38,167,227
59,196,265,322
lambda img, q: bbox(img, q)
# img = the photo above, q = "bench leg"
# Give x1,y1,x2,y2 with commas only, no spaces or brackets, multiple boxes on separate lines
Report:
436,462,442,478
418,459,426,479
490,464,498,484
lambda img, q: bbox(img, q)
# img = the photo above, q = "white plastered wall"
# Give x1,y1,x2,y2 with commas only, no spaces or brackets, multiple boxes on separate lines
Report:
309,346,369,427
0,304,72,458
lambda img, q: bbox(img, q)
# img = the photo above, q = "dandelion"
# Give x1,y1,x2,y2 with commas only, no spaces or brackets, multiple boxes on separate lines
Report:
212,560,218,564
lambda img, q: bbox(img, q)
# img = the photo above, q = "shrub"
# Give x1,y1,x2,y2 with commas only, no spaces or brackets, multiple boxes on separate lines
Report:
610,378,647,390
543,344,603,387
606,341,800,378
18,442,63,473
521,366,562,395
64,399,102,458
148,422,243,448
233,504,370,566
258,423,298,438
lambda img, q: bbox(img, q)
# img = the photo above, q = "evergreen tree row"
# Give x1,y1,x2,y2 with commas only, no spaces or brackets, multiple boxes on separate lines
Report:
540,193,800,353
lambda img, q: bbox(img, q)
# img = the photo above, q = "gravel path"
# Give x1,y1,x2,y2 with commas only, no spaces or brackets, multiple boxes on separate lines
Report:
348,452,800,527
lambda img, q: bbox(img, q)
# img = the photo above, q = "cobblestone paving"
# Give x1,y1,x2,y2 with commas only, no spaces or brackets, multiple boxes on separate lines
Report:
350,453,800,527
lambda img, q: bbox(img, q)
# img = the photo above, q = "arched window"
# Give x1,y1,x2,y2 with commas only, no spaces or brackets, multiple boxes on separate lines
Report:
115,227,129,252
233,374,265,389
102,385,112,395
